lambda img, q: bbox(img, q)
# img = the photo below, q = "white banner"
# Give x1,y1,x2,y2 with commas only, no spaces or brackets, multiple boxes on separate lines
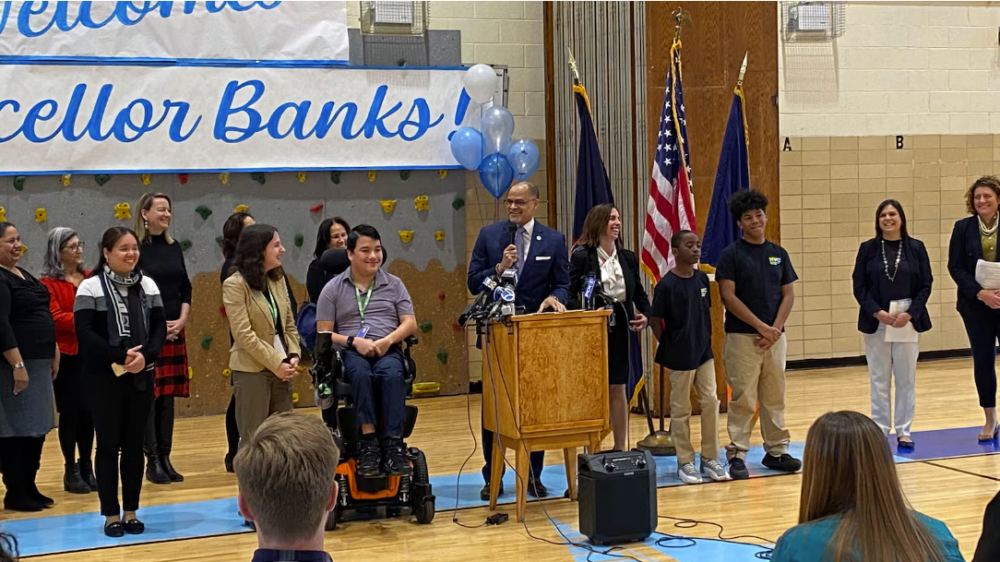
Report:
0,65,485,173
0,1,349,63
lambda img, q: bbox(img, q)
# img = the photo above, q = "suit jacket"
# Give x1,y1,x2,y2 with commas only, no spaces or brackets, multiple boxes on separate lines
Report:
467,220,570,313
567,246,651,317
852,237,933,334
949,215,999,314
223,272,301,375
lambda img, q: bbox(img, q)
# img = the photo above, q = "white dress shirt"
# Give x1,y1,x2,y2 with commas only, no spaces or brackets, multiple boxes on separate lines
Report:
597,245,627,302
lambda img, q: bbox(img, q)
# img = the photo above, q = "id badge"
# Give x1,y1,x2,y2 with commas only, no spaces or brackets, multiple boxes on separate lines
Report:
357,324,370,338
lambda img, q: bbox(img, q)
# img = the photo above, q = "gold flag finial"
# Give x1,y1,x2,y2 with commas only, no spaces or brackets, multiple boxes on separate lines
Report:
671,7,691,40
738,51,748,85
568,48,580,85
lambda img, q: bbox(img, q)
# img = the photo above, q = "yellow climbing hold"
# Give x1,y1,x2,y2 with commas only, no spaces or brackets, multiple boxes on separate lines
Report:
61,174,71,187
223,368,232,378
292,392,300,405
34,208,46,222
220,172,230,185
380,200,396,213
141,173,151,186
439,169,448,179
435,230,445,241
188,367,193,379
235,204,248,213
399,230,414,243
296,365,306,372
368,170,377,182
114,202,131,220
0,207,6,221
297,171,307,183
18,244,26,255
414,195,429,211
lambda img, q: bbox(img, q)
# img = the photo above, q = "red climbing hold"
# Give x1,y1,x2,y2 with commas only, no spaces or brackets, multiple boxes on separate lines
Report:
438,292,446,301
310,203,324,213
219,305,227,318
179,173,189,184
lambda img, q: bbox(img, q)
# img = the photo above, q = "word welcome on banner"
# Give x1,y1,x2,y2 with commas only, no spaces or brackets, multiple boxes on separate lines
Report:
0,1,349,64
0,65,479,173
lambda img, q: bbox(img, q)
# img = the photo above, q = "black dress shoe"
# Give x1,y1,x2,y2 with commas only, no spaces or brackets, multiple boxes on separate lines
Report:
479,481,504,502
527,476,548,498
145,456,171,485
123,519,145,535
104,521,124,538
79,459,98,491
64,463,91,494
3,495,44,512
161,456,184,483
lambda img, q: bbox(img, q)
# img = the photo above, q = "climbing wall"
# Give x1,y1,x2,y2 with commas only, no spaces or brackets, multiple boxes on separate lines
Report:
1,170,468,417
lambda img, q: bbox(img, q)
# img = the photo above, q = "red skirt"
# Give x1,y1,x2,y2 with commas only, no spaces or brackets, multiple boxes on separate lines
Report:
155,329,190,399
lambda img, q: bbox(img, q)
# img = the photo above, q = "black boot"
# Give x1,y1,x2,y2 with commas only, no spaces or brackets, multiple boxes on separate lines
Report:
63,462,90,494
161,456,184,483
79,458,98,492
145,455,171,485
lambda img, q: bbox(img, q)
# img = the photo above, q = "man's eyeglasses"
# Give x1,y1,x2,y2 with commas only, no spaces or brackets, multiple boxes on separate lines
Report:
505,198,537,207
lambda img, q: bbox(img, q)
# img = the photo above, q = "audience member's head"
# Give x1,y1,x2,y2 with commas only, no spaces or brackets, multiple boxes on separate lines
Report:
0,532,17,562
235,413,340,550
799,411,946,562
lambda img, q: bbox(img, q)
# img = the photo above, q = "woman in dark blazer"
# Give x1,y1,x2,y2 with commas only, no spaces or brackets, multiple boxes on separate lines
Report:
569,204,650,452
306,217,350,304
948,175,1000,442
852,200,932,448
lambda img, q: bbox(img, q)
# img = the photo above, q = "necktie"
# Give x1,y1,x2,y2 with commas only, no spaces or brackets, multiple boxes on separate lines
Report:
515,226,526,276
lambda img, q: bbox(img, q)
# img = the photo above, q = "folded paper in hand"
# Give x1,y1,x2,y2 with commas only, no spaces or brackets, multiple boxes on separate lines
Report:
976,259,1000,290
885,298,918,343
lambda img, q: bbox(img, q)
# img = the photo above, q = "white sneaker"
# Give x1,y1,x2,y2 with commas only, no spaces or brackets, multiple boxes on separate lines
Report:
678,462,702,484
700,458,731,481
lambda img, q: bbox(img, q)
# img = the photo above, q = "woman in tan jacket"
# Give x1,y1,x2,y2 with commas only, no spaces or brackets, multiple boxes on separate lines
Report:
222,224,301,447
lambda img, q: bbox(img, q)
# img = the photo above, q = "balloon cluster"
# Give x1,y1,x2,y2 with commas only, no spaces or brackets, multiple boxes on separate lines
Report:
451,64,541,199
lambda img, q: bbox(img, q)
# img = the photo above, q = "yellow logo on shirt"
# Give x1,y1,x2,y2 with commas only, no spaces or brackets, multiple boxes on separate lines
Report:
700,288,708,297
769,257,782,266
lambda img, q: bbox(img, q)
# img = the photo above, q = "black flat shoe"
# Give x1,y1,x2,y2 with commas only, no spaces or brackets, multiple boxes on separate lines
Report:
479,481,504,502
527,477,548,498
897,438,915,450
104,521,124,538
123,519,144,535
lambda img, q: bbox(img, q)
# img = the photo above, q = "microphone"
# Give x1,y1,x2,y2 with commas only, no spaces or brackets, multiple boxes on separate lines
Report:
583,275,597,310
458,275,500,326
507,221,519,246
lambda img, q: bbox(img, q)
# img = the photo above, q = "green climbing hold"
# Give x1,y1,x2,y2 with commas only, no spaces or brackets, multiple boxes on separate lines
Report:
200,334,213,350
419,321,433,333
294,233,304,247
400,170,410,181
251,172,266,185
452,198,465,210
330,171,341,184
12,176,25,191
215,236,224,248
179,239,192,251
94,174,111,186
195,205,213,220
436,348,448,365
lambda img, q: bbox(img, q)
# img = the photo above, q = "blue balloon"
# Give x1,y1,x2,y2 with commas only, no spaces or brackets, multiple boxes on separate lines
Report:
478,152,515,199
481,106,515,155
507,139,540,181
449,127,484,171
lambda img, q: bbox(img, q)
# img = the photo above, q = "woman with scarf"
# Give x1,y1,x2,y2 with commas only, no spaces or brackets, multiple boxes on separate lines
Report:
75,227,166,537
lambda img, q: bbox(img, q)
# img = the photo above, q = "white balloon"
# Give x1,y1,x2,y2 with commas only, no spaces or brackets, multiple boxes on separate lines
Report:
464,64,496,104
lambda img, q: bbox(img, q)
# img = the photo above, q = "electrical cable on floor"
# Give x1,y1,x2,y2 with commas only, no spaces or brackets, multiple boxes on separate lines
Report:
655,514,776,559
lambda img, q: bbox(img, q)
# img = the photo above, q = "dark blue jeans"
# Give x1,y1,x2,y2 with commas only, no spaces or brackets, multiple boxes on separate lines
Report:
342,348,406,438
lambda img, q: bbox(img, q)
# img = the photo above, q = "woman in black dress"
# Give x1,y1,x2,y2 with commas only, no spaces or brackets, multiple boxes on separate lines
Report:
306,217,350,304
569,204,650,452
0,222,59,512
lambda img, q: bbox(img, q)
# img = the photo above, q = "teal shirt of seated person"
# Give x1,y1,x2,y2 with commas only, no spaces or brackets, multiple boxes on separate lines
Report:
771,512,965,562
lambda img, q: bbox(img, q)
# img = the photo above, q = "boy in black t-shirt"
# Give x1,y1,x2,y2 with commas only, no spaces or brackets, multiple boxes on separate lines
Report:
715,189,801,480
651,230,730,484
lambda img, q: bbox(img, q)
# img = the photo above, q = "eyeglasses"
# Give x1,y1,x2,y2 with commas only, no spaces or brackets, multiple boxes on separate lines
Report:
66,242,85,252
504,198,537,207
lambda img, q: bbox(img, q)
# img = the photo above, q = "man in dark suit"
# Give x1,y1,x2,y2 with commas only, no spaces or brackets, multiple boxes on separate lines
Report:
468,181,569,501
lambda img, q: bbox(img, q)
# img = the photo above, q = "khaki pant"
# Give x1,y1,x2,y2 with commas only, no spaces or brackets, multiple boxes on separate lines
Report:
723,333,790,460
669,359,720,465
233,370,293,448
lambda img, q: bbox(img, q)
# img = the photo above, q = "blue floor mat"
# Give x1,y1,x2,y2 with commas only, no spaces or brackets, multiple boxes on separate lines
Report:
888,426,1000,460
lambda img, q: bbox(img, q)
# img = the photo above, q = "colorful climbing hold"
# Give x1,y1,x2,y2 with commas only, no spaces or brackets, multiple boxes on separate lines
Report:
195,205,212,220
330,171,341,184
235,204,248,213
452,322,463,331
251,172,266,185
200,334,213,350
13,176,25,191
179,173,189,184
438,292,446,301
34,208,46,223
296,365,306,373
452,198,465,210
114,203,131,220
61,174,71,187
435,230,445,241
419,321,433,333
414,195,429,211
368,170,377,182
179,239,192,251
297,171,307,183
294,233,304,247
0,207,6,221
141,173,151,186
18,244,26,256
219,305,227,317
309,203,324,213
439,169,448,179
215,235,225,248
400,170,410,181
398,230,414,243
219,172,229,184
380,200,397,213
223,368,232,378
436,349,449,364
95,174,110,186
188,366,193,379
292,392,300,406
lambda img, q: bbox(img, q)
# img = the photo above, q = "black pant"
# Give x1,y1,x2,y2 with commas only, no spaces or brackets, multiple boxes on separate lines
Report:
143,396,174,458
481,425,544,484
960,305,1000,408
53,354,95,466
91,373,154,516
226,393,239,459
0,436,45,504
342,349,406,437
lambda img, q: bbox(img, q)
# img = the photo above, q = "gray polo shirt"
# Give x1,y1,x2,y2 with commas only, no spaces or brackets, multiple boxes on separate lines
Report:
316,269,414,340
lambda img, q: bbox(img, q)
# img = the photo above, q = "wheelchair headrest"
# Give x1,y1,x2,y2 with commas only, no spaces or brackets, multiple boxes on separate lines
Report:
319,246,389,277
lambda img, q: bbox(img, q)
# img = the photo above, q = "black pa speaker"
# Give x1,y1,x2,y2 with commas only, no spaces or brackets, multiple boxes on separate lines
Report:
577,449,657,545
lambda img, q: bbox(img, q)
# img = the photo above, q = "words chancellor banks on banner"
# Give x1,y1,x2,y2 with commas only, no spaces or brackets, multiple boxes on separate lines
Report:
0,1,482,173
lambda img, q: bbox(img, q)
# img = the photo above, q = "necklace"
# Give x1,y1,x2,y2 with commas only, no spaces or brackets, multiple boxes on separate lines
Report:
881,239,901,282
981,214,999,236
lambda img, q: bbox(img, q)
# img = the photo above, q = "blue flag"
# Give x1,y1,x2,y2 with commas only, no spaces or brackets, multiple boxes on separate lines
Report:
571,84,613,243
702,85,750,267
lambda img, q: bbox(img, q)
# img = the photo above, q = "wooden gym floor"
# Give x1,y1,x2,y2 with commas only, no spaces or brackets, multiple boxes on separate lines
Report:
5,358,999,561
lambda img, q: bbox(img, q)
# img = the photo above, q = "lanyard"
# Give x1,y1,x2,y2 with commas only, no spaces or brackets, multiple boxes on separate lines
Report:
356,282,373,322
264,289,278,328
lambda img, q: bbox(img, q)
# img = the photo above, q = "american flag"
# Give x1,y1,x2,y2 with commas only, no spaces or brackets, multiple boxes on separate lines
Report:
641,39,696,283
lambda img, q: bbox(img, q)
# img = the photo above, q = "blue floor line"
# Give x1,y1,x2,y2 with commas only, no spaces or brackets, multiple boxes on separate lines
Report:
3,427,994,558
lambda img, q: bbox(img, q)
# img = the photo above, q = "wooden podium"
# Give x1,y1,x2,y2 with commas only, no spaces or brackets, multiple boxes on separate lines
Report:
482,309,611,522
